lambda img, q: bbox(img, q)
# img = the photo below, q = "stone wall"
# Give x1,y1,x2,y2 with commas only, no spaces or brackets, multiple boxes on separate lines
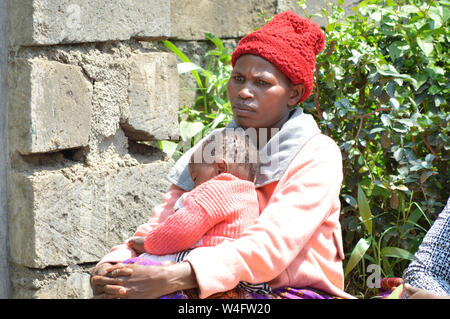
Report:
5,0,177,299
0,0,10,299
2,0,360,298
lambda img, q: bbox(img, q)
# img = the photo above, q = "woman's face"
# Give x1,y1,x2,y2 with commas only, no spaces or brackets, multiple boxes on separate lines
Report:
227,54,304,130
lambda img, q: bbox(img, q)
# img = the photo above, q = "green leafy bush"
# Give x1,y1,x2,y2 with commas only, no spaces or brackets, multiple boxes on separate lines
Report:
159,34,233,158
296,0,448,297
161,0,449,297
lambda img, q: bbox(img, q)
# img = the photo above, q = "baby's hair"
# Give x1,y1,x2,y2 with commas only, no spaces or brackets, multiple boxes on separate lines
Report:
190,128,260,182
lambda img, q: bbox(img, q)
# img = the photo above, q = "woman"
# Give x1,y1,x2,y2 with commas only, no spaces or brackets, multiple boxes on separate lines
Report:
90,11,353,299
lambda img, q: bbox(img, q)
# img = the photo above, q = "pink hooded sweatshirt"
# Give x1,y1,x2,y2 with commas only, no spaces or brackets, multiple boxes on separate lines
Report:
98,108,354,299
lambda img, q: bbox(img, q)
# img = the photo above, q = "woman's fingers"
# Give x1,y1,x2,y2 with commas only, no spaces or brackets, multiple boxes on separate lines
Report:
102,284,128,296
106,264,134,278
91,274,120,287
91,285,128,299
404,283,419,296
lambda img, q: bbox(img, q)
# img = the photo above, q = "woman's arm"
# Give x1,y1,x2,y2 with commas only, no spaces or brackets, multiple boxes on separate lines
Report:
93,135,344,299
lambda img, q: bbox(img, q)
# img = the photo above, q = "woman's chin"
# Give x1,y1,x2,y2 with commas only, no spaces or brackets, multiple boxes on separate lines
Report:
233,115,256,129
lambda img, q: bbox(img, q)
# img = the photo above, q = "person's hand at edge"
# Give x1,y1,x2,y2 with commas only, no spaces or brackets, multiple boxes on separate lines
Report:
404,283,450,299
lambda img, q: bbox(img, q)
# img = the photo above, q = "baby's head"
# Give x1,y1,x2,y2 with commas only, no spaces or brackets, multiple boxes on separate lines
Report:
188,129,259,188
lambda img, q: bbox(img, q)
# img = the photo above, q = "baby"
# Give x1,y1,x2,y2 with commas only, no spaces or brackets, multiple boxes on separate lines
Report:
125,128,260,265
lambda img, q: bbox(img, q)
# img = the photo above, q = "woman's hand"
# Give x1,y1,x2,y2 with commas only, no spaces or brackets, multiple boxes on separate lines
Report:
91,261,198,299
404,284,450,299
90,262,128,298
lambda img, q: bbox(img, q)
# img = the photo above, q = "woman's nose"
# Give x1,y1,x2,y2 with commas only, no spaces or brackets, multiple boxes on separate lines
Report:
238,85,254,99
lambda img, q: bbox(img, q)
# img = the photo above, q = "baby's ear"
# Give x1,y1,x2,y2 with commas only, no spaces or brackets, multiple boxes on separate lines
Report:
215,159,229,174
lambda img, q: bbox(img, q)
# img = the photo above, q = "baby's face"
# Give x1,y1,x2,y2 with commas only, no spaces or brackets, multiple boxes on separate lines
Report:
188,163,217,188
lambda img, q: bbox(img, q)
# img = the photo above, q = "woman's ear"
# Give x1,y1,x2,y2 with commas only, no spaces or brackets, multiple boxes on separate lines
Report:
287,84,305,106
215,159,229,175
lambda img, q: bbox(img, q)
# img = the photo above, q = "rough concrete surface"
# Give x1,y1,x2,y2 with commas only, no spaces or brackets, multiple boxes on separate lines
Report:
8,0,171,46
124,52,179,141
170,0,277,40
9,157,173,269
0,0,11,299
8,58,93,155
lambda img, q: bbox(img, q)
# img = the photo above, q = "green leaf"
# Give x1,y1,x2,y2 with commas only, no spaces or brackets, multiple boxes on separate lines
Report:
177,62,203,75
412,73,428,91
381,114,392,127
389,98,400,110
381,247,415,261
387,284,404,299
388,41,410,61
428,85,440,95
162,40,204,90
357,185,373,235
428,7,444,27
396,118,414,127
344,238,371,277
205,32,224,51
158,140,178,158
179,120,205,142
417,37,434,56
399,5,419,16
342,194,357,207
369,127,386,134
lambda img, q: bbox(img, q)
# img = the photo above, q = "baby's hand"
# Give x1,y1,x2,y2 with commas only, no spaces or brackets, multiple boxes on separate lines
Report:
126,236,146,254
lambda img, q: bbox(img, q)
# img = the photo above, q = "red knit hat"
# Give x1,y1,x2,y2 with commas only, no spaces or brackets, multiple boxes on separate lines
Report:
231,11,326,103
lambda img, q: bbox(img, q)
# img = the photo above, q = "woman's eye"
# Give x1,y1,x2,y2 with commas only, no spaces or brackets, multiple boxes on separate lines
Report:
256,79,269,86
232,75,244,82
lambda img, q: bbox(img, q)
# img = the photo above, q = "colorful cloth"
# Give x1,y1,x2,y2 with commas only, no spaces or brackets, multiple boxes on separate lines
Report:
122,256,340,299
376,278,403,299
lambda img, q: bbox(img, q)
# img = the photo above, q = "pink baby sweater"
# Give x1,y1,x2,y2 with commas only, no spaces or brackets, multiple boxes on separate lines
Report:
143,173,259,255
98,133,354,299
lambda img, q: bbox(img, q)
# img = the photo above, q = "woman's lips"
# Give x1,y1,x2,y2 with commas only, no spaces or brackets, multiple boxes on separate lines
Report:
232,104,257,117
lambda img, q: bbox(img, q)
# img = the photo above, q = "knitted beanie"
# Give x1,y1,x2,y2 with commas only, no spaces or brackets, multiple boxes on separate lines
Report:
231,11,326,103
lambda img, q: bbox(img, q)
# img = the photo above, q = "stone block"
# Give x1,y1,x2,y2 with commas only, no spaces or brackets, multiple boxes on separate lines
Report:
8,160,172,268
122,52,179,141
170,0,277,40
277,0,361,27
8,58,93,155
0,0,10,299
10,263,94,299
8,0,171,46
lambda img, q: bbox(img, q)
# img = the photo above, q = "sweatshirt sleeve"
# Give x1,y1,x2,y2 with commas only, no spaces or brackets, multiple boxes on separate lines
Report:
184,134,343,298
96,184,186,265
144,174,253,255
